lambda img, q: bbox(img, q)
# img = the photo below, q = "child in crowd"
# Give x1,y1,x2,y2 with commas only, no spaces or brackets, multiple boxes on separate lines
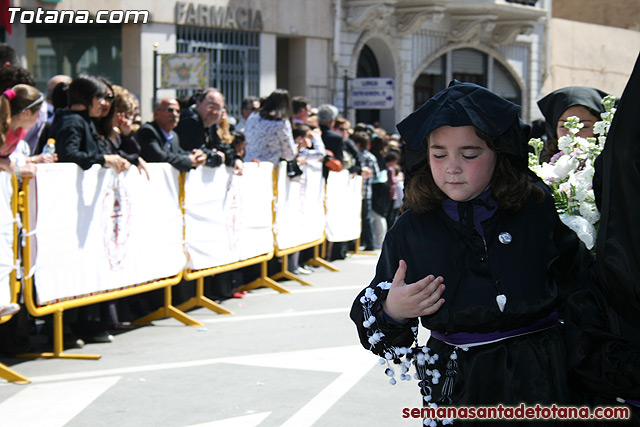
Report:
231,131,246,159
0,84,44,178
350,81,593,425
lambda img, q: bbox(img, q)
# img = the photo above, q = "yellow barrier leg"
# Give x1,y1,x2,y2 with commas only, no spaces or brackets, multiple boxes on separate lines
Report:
176,277,234,315
239,261,291,294
0,363,29,384
306,244,339,272
349,237,378,255
349,237,378,256
133,286,204,327
270,254,313,287
19,310,101,360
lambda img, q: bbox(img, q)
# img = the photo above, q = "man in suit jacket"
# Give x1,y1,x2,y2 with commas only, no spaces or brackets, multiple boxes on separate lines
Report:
137,98,207,171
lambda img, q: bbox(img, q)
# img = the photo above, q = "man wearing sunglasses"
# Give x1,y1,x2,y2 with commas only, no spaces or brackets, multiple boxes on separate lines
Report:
137,98,207,171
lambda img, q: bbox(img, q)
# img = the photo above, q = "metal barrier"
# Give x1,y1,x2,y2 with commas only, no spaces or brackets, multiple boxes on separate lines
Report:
0,175,29,384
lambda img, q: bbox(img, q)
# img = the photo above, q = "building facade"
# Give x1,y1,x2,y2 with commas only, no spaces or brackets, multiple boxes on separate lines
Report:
5,0,637,131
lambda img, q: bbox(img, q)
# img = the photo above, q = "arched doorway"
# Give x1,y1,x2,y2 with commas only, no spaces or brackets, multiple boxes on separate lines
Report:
356,45,380,126
414,48,521,109
352,38,397,131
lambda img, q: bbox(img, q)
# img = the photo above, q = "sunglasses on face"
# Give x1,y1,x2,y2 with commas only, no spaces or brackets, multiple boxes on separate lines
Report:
97,93,115,102
164,107,180,114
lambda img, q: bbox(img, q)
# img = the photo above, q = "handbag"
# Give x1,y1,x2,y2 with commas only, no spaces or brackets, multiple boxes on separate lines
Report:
286,159,303,178
323,150,343,172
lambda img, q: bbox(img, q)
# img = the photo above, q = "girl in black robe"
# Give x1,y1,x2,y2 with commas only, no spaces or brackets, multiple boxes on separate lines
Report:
350,81,594,425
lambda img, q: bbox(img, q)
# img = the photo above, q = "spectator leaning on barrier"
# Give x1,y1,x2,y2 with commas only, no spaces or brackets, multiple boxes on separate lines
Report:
243,88,297,165
333,117,362,175
49,73,130,173
292,96,326,158
317,104,344,165
95,82,150,180
137,98,207,172
0,45,47,156
291,96,312,126
0,84,44,179
0,66,56,169
174,87,243,175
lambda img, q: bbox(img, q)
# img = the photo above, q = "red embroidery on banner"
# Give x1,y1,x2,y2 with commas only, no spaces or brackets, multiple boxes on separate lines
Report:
102,178,131,270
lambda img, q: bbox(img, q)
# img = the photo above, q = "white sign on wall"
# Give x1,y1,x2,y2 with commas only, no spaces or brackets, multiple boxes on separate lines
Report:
351,78,394,109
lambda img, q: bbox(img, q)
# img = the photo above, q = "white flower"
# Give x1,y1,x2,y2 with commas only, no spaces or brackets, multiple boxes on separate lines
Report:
553,154,579,180
558,181,571,194
557,135,573,153
529,94,616,249
593,120,608,135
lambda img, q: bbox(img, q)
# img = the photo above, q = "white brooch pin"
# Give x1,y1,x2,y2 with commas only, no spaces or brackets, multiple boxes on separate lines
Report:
498,232,512,245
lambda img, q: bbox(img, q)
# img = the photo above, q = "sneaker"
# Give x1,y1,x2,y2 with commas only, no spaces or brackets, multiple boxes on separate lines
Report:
82,331,114,344
0,303,20,317
49,334,85,349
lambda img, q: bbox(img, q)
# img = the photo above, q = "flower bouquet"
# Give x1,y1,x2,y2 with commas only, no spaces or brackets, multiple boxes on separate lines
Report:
528,95,617,249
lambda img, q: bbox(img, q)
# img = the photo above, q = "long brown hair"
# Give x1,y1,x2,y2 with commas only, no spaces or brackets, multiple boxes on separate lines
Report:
403,126,544,214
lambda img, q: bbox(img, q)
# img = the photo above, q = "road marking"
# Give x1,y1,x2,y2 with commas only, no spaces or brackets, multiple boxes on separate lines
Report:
2,347,377,427
0,376,121,427
224,346,376,427
282,370,371,427
202,307,350,323
244,285,364,297
12,345,375,384
185,412,271,427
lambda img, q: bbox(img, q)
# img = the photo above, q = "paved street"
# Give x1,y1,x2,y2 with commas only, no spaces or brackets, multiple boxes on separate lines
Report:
0,253,423,427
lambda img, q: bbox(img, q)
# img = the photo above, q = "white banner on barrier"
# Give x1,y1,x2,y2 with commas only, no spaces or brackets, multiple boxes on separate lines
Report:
33,164,186,305
0,173,13,307
183,162,274,270
274,160,325,250
325,170,363,242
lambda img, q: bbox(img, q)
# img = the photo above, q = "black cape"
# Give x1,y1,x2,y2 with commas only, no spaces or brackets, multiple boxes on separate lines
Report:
566,51,640,417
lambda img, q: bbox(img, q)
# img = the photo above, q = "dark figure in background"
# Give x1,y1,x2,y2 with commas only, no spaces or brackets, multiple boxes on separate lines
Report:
537,86,609,163
566,52,640,424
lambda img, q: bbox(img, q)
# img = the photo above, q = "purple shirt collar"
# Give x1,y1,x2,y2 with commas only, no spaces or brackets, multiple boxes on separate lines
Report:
441,188,497,236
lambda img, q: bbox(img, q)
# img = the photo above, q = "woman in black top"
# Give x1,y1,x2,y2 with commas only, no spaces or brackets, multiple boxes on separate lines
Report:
48,73,129,172
94,79,149,178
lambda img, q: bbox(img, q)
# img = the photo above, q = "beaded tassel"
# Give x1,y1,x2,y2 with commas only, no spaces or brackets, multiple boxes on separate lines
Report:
438,349,459,405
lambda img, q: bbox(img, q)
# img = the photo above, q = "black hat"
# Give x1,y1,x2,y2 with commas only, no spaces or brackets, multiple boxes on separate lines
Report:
537,86,609,141
397,80,528,171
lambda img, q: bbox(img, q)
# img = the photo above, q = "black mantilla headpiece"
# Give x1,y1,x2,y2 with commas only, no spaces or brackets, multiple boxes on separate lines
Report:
537,86,609,141
397,80,530,172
